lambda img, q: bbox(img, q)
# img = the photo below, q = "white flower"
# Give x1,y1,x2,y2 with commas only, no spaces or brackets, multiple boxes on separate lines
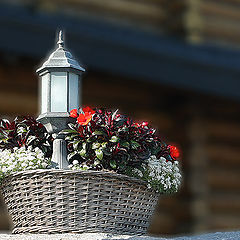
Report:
144,155,182,193
21,162,27,168
41,162,48,168
72,160,79,165
132,168,143,177
0,146,50,183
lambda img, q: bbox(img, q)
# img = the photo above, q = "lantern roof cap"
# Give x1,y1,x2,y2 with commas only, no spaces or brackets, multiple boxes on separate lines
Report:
36,30,85,74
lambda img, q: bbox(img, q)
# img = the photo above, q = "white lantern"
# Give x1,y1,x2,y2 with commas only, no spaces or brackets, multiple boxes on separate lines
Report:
36,30,85,169
37,30,85,116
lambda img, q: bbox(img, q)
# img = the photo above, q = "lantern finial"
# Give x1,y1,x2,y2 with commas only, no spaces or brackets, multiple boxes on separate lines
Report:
57,30,64,48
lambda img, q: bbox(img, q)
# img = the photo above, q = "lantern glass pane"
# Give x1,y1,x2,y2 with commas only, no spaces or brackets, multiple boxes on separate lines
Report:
41,73,49,114
51,72,67,112
69,73,79,111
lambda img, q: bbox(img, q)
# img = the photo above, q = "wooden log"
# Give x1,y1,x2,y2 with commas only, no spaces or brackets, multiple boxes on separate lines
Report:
208,145,240,168
203,0,240,8
201,98,240,119
208,215,240,230
200,1,240,21
148,212,177,235
185,0,240,46
201,15,240,37
0,90,37,116
209,195,240,214
184,0,204,43
40,0,167,23
187,108,210,233
207,121,240,140
207,169,240,191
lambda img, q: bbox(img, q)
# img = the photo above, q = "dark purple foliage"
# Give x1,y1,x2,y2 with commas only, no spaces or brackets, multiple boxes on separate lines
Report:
61,108,172,174
0,116,53,158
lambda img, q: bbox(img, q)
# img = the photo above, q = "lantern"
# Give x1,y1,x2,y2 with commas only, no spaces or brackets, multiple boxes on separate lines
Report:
36,30,85,168
37,30,85,115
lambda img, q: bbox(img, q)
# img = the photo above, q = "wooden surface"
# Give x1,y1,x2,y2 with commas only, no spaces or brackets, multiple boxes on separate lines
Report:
185,0,240,47
4,0,240,47
1,0,185,34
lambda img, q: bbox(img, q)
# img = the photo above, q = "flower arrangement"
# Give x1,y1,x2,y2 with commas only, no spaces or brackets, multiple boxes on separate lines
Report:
0,146,50,181
0,107,181,193
0,116,53,183
62,107,181,193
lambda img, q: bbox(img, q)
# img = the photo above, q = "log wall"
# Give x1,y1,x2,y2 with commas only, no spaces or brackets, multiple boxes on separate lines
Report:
185,0,240,48
4,0,240,48
2,0,186,35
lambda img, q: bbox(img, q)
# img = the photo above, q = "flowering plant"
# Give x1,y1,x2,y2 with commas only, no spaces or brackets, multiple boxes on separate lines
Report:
0,116,52,157
61,107,182,193
0,108,181,193
0,117,53,183
0,146,50,181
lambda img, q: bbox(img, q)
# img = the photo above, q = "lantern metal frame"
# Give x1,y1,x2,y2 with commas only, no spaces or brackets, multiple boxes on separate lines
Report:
36,30,85,169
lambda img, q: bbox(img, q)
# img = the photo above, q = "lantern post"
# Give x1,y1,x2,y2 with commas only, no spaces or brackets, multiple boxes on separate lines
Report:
36,30,85,168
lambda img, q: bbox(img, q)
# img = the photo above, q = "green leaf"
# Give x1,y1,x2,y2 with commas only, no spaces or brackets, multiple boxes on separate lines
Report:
101,142,108,148
68,123,77,130
0,134,5,141
93,130,107,136
79,148,86,157
82,142,87,149
109,136,119,143
120,127,129,132
17,127,27,135
151,146,161,155
73,140,81,150
67,151,78,161
95,149,103,160
93,159,100,166
110,159,117,169
118,161,127,171
87,136,96,143
65,134,79,141
92,142,100,149
41,145,48,154
114,118,126,128
130,140,141,149
60,129,78,135
26,135,36,145
102,148,111,156
121,141,130,148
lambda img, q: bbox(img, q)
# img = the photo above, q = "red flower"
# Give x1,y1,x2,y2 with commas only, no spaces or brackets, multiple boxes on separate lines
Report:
70,109,78,118
141,122,148,127
133,122,141,127
77,112,93,126
83,106,95,115
169,145,180,159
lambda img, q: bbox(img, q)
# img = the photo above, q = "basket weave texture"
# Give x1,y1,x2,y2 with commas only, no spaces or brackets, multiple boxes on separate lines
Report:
1,169,158,235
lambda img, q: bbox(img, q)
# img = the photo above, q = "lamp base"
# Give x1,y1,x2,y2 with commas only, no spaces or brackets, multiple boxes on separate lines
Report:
52,138,69,169
37,112,75,169
37,112,74,136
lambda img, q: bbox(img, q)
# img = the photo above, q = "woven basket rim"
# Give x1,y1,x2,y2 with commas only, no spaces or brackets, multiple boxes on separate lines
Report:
1,169,154,190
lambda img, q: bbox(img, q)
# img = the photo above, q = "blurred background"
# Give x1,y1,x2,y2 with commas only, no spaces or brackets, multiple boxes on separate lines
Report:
0,0,240,236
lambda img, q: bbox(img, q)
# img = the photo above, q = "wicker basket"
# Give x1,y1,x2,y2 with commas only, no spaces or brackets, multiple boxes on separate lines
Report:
1,169,158,235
